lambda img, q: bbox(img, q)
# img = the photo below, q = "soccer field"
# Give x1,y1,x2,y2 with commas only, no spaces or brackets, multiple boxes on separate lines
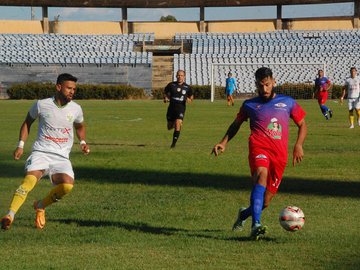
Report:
0,99,359,269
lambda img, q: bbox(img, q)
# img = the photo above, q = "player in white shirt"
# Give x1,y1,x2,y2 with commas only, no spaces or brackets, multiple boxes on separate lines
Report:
341,67,360,128
1,73,90,230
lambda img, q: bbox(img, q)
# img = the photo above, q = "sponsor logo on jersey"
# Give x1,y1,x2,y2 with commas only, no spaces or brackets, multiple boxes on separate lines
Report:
275,103,287,108
266,117,282,139
66,113,74,122
255,154,267,159
182,90,186,95
177,88,181,92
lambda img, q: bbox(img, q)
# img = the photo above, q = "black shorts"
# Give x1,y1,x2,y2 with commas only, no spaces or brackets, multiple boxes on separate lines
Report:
166,104,186,122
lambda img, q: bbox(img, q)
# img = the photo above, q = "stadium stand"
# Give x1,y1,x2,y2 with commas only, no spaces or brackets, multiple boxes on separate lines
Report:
174,29,360,93
0,33,154,95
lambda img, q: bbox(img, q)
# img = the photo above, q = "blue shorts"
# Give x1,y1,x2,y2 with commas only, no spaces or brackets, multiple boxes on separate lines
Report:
226,90,234,95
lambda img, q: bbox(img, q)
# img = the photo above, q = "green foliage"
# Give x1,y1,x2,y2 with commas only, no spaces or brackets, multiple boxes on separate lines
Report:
160,15,177,22
75,84,146,100
151,87,164,99
275,83,314,99
331,84,343,99
0,100,359,269
7,82,146,100
6,82,54,99
152,85,226,99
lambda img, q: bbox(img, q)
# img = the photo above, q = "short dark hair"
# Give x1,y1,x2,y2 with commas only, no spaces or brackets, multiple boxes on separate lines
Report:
351,67,357,72
56,73,78,85
255,67,273,82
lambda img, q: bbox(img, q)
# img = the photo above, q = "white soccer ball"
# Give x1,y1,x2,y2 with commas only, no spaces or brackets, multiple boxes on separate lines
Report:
279,206,305,232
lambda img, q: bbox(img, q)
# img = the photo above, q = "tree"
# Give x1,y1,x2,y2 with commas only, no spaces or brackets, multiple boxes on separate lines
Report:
160,15,177,22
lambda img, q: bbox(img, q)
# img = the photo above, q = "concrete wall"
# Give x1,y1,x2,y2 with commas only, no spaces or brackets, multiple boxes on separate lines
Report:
52,21,124,34
0,64,152,97
289,17,353,30
0,20,44,34
207,20,276,32
0,18,356,38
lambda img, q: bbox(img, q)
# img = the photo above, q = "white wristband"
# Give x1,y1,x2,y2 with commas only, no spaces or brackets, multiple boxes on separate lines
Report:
17,140,25,149
80,140,86,145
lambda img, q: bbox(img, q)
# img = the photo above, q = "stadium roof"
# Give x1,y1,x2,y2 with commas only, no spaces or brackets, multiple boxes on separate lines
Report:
0,0,353,8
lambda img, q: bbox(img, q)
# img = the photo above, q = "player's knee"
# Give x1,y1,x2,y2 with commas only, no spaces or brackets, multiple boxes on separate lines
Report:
60,183,74,195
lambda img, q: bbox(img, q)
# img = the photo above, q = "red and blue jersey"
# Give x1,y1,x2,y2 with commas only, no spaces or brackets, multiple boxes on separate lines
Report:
236,94,306,163
315,76,330,91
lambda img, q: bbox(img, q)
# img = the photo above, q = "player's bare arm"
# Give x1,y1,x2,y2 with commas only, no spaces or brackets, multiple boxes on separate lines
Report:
163,92,170,103
187,95,194,104
74,122,90,155
212,118,242,156
14,113,35,160
292,119,307,166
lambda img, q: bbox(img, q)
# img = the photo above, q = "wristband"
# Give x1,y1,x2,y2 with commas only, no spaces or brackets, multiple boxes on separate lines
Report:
18,140,25,149
80,140,86,145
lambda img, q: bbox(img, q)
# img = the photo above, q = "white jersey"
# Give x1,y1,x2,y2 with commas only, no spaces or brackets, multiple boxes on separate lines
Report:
344,77,360,99
29,97,84,159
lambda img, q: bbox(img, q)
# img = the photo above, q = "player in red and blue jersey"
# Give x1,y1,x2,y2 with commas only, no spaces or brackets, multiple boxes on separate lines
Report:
314,69,333,120
212,67,307,240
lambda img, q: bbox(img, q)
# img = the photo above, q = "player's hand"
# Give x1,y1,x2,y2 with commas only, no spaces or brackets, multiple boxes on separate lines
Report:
13,147,24,160
211,144,225,156
292,144,304,166
340,97,344,105
163,97,169,103
80,143,90,155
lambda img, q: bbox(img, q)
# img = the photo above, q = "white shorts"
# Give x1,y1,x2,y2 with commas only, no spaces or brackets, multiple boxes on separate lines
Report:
25,151,74,182
347,98,360,110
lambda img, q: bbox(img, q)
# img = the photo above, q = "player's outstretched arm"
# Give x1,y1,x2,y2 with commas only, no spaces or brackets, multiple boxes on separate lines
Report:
14,113,35,160
212,118,242,156
292,119,307,166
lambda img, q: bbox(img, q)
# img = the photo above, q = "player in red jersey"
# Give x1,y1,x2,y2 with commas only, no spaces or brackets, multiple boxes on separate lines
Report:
212,67,307,240
314,69,333,120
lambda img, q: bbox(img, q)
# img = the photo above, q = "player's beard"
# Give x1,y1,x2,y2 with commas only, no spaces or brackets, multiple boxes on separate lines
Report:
58,91,73,105
260,88,275,101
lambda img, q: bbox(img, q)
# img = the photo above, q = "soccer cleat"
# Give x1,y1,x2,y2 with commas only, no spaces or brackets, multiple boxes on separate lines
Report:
1,215,13,230
250,223,268,240
328,110,333,118
350,124,354,129
33,201,46,229
358,120,360,127
232,207,247,231
324,114,329,120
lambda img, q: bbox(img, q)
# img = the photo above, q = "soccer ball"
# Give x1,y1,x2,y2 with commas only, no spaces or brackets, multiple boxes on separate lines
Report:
279,206,305,232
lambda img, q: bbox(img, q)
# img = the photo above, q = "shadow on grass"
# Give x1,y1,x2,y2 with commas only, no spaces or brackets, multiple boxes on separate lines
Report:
75,167,360,198
1,162,359,198
52,218,275,242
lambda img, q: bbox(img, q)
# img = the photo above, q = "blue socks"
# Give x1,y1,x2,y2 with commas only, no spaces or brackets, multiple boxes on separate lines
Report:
320,104,329,116
250,184,266,226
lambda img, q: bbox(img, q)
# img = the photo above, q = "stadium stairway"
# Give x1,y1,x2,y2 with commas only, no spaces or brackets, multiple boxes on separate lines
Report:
152,56,174,89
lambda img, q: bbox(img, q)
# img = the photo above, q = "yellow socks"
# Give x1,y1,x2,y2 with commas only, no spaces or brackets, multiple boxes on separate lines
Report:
349,114,354,125
40,183,73,208
9,175,37,214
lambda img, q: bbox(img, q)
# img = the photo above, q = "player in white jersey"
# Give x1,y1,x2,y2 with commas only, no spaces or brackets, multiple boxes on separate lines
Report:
341,67,360,128
1,73,90,230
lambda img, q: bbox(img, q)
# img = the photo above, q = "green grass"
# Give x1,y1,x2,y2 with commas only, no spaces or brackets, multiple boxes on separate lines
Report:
0,99,359,269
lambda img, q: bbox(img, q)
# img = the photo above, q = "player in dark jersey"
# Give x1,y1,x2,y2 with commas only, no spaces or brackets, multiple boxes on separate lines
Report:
212,67,307,240
164,70,193,148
